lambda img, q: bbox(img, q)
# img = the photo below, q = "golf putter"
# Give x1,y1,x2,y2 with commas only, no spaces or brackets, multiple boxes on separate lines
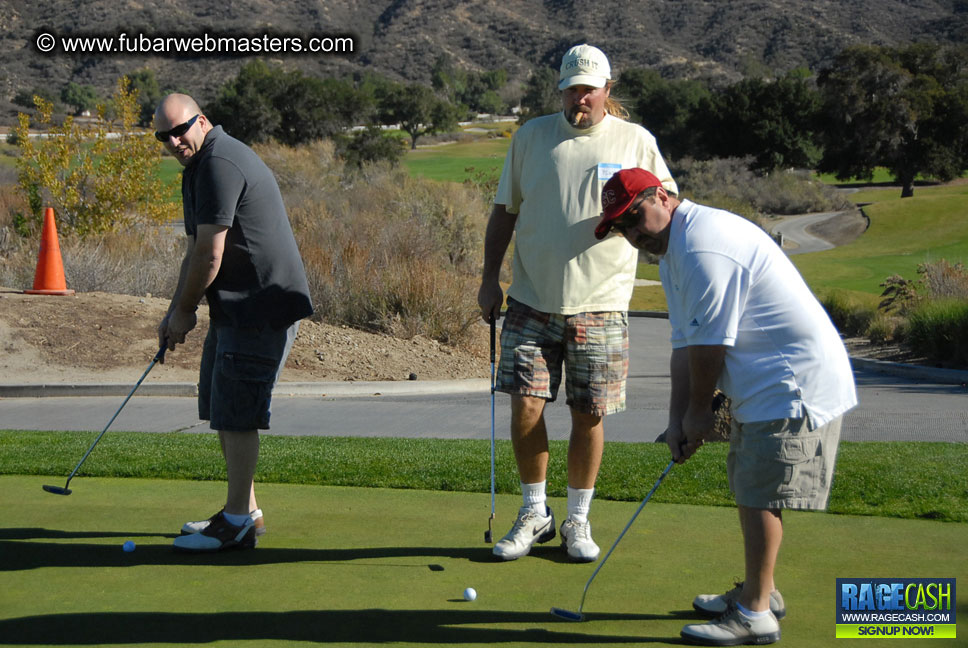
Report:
484,315,497,543
43,344,167,495
551,459,675,621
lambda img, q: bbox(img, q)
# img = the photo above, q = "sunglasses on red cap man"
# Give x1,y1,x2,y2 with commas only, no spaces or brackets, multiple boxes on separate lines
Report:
595,168,665,240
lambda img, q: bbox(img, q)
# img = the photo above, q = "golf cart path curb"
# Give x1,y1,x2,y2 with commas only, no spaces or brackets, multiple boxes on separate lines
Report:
0,379,491,399
848,357,968,386
2,358,966,397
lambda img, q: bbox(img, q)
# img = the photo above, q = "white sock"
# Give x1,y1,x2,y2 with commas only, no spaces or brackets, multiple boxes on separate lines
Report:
222,512,251,527
521,481,547,514
250,508,263,520
567,486,594,523
737,602,771,618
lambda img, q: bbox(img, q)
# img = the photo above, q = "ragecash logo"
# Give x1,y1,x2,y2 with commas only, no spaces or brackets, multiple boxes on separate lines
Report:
836,578,956,639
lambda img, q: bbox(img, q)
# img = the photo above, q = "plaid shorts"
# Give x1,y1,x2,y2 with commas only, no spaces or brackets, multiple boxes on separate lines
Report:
727,415,843,510
496,297,629,416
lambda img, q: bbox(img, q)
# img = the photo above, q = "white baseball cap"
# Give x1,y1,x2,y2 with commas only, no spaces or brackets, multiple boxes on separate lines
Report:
558,44,612,90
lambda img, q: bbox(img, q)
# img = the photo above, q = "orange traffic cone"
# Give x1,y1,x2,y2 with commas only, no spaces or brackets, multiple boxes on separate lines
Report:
25,207,75,296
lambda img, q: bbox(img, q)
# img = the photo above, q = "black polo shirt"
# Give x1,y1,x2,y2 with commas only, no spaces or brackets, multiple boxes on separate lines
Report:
182,126,313,329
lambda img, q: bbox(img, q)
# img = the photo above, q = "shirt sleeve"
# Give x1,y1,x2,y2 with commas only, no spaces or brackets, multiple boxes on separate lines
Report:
191,156,245,228
494,131,521,214
678,251,747,348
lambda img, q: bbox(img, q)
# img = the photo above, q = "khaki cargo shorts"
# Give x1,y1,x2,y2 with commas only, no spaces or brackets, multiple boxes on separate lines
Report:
727,415,843,510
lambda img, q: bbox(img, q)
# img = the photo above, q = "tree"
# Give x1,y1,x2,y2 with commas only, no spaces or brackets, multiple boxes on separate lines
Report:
818,44,968,197
14,77,178,237
377,83,459,149
335,126,405,168
208,61,372,145
60,82,100,116
431,55,508,116
16,88,58,110
518,67,559,123
207,60,282,144
621,68,715,161
127,68,164,126
707,70,822,172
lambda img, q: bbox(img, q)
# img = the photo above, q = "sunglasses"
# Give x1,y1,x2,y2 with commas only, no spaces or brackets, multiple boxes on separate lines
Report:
612,196,647,233
154,114,199,142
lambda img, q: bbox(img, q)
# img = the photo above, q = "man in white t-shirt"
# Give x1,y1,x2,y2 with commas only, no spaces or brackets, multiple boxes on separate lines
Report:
477,45,677,563
596,168,857,645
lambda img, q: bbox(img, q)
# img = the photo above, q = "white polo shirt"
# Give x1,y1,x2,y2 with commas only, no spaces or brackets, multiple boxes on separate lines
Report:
659,200,857,427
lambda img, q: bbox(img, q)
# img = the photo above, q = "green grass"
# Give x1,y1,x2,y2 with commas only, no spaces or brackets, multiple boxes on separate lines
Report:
1,475,964,648
2,431,966,523
792,182,968,296
629,285,667,311
630,263,667,310
403,138,510,184
815,168,902,185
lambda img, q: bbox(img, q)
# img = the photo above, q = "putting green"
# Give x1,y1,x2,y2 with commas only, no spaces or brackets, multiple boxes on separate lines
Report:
1,476,964,647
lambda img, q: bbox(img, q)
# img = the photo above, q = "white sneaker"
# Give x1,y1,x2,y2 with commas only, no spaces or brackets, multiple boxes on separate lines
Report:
559,517,600,562
693,582,786,619
681,603,781,646
181,508,266,536
492,506,556,561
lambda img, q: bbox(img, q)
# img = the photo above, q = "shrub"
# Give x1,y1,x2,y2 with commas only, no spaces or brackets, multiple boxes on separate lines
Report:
13,76,179,238
0,209,183,296
820,291,877,336
256,140,487,347
865,313,903,345
918,260,968,301
58,229,182,296
335,126,406,169
906,299,968,366
879,273,921,314
671,157,853,223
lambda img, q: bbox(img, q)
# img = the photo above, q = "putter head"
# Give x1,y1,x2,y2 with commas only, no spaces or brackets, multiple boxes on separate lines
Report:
550,607,584,622
42,484,72,495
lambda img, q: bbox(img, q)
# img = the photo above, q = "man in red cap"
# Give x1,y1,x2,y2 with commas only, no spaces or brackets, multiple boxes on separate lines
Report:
598,168,857,645
478,45,677,563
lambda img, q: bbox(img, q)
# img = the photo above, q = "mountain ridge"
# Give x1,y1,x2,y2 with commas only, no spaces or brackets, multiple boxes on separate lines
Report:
1,0,963,124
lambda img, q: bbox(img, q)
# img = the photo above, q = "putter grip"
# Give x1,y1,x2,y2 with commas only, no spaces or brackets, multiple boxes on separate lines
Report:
489,316,496,362
154,344,167,363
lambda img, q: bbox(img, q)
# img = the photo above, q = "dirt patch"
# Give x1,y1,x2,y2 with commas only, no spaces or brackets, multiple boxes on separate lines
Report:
805,209,868,246
0,289,489,384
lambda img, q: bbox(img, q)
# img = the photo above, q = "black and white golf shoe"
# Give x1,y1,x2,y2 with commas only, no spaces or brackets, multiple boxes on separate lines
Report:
173,511,257,552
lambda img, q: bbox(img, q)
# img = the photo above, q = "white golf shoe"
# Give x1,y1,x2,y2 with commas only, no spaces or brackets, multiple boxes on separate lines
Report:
181,508,266,536
681,603,781,646
693,582,786,619
559,517,600,562
492,505,556,561
173,512,257,552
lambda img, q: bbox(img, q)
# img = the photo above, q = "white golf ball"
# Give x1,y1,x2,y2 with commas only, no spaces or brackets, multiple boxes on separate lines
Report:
463,587,477,601
122,540,136,552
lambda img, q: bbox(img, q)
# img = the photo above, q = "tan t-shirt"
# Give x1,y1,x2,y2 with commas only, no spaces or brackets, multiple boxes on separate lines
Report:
496,112,677,314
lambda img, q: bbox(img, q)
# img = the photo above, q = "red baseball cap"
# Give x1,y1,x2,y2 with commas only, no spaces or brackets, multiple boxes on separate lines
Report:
596,168,664,239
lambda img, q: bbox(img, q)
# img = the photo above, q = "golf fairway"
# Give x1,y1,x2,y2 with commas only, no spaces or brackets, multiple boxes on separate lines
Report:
1,476,964,647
